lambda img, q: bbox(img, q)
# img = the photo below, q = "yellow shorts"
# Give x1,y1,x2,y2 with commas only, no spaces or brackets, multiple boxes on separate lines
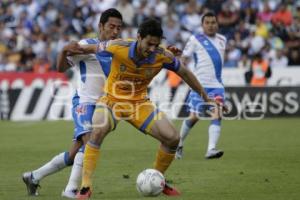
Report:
94,96,164,134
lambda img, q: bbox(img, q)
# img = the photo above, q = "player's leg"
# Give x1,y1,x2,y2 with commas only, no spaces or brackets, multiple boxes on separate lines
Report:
77,103,117,199
176,112,198,159
22,102,93,196
149,115,181,196
150,116,179,173
62,104,95,198
176,91,202,159
62,136,91,198
22,145,76,196
205,90,225,159
129,102,179,174
129,102,180,196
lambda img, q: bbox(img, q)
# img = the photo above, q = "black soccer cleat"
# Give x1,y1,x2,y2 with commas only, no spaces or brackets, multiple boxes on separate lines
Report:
22,172,41,196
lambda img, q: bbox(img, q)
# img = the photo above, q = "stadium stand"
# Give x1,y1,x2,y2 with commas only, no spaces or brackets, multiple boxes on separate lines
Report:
0,0,300,73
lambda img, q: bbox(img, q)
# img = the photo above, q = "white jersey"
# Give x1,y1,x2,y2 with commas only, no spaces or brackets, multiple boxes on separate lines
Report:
67,38,110,103
182,33,226,88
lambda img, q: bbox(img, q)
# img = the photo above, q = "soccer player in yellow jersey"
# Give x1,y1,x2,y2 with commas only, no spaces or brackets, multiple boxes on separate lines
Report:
75,18,217,199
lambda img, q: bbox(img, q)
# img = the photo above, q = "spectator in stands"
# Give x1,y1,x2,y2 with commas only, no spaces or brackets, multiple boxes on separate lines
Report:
32,54,51,73
255,18,269,39
248,28,265,56
180,1,202,33
163,17,181,45
116,0,134,26
238,53,251,69
217,3,239,39
272,3,293,26
245,53,272,87
0,0,299,72
224,40,241,67
132,0,148,27
19,47,36,71
270,49,288,68
288,49,300,66
257,2,273,24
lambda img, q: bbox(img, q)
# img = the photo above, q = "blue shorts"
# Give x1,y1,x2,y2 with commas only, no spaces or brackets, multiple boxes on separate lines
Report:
187,88,225,115
72,96,95,141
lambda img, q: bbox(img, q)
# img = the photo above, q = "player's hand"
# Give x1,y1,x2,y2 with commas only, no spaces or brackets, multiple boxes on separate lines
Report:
167,45,182,56
63,41,85,56
205,98,228,113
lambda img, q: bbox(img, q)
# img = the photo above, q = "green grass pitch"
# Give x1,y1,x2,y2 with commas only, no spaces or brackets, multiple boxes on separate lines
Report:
1,119,300,200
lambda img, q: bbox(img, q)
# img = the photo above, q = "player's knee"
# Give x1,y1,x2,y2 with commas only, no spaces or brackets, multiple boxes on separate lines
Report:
81,133,91,144
165,131,180,149
90,127,110,144
64,152,74,166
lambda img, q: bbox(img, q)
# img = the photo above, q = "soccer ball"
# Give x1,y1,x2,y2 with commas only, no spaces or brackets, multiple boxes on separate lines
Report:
136,169,165,196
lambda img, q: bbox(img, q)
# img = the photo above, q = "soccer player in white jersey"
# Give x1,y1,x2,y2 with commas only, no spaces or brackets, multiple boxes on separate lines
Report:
22,8,123,198
175,12,227,159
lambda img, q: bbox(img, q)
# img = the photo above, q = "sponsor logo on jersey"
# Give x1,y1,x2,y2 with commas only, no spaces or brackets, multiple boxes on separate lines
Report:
120,64,127,72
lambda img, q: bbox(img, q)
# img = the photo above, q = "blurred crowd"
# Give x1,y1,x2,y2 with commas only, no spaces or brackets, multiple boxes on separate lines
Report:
0,0,300,73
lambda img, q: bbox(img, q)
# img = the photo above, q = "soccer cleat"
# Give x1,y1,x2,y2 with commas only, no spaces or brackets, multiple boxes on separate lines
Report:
162,183,181,196
175,146,183,159
22,172,40,196
205,148,224,159
76,187,92,199
62,189,78,199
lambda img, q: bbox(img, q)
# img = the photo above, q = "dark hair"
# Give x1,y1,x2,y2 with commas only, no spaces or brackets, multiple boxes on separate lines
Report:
201,11,217,24
99,8,123,25
138,18,163,39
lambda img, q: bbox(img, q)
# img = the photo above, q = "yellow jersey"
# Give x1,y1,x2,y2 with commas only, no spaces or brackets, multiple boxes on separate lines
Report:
96,39,181,101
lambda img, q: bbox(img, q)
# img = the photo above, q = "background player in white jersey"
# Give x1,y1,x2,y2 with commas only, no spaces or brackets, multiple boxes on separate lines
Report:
22,8,123,198
175,12,227,159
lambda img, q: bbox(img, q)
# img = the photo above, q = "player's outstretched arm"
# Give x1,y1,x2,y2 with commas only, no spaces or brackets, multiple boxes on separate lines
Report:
175,64,211,102
79,44,98,54
176,64,228,112
57,41,85,72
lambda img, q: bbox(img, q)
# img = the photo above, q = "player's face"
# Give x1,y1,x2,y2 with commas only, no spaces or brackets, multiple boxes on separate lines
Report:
202,16,218,36
100,17,123,40
137,35,161,58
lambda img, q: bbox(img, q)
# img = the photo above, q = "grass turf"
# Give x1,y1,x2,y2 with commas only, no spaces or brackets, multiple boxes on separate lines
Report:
0,119,300,200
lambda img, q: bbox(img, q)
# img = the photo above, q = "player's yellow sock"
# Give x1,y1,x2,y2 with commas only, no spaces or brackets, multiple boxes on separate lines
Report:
81,143,100,188
153,147,175,174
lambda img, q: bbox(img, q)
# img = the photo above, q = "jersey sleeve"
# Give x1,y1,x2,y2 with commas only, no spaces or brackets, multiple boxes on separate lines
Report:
162,49,181,72
182,35,196,58
96,39,123,54
67,40,91,65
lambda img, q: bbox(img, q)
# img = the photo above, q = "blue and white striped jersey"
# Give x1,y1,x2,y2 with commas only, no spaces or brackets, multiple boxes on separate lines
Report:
67,38,111,103
182,33,226,88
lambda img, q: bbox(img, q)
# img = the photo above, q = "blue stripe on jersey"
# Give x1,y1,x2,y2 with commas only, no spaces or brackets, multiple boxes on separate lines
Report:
139,109,159,133
85,38,98,44
193,52,198,69
96,51,113,77
72,90,80,106
162,57,180,72
195,34,222,83
79,60,86,83
84,38,112,77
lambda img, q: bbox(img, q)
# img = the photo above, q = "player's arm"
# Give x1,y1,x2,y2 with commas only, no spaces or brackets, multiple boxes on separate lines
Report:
162,49,209,102
175,64,211,102
56,41,84,72
180,56,190,67
78,40,117,56
79,44,98,54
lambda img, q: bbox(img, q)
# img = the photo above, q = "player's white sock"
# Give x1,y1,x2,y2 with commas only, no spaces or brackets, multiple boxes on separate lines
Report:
64,151,83,192
208,120,221,151
32,152,72,183
179,120,195,147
